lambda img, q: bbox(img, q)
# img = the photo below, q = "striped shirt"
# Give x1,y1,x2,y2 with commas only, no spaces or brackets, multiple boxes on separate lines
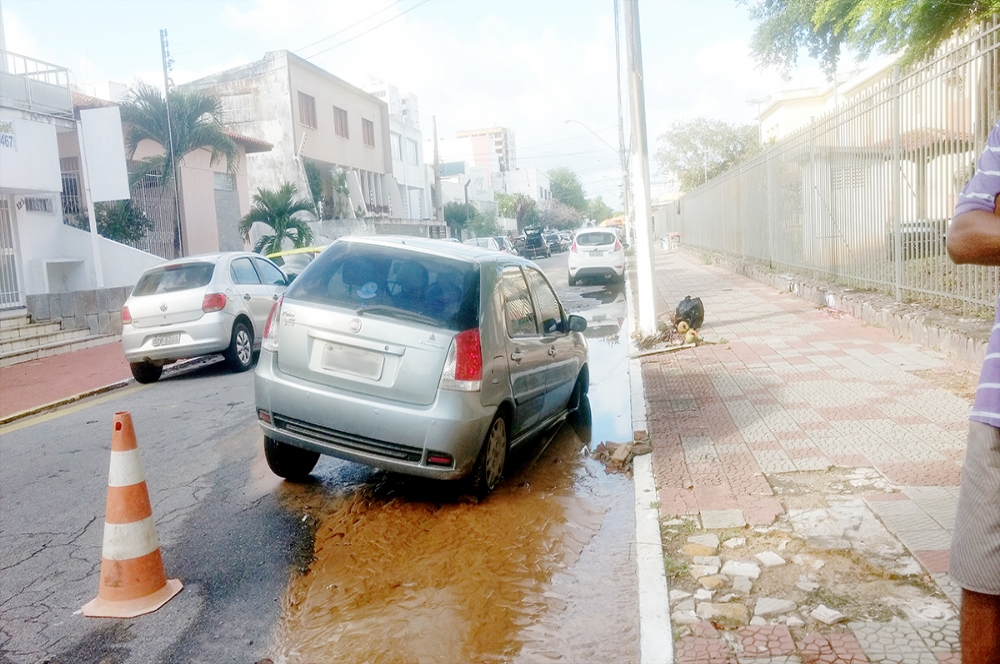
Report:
957,121,1000,427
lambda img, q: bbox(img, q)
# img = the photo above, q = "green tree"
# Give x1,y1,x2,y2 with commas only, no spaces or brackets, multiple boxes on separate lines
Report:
539,201,583,230
239,183,316,255
66,200,152,244
548,167,588,211
655,118,759,191
587,195,615,223
120,82,238,186
494,192,540,230
303,160,323,212
466,206,502,238
742,0,1000,78
443,201,477,236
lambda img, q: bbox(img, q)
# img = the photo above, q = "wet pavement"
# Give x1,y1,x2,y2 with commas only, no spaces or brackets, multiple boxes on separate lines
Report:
636,248,977,663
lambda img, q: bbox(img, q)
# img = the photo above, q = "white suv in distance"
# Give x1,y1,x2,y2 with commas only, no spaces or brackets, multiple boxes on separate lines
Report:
121,252,288,383
567,229,625,286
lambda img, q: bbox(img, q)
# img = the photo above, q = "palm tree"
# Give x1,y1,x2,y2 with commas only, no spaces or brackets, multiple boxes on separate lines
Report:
120,82,238,186
240,183,316,255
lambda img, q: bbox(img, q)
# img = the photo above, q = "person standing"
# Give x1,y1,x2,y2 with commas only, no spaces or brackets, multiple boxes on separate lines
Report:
946,119,1000,663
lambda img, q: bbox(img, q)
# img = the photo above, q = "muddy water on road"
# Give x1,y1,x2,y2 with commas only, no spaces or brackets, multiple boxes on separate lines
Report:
268,303,637,663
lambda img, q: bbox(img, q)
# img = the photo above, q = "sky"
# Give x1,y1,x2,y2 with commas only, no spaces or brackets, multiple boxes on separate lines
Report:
2,0,838,206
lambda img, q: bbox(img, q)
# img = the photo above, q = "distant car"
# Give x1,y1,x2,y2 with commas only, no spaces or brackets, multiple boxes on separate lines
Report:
253,236,590,497
888,219,947,259
267,245,327,282
543,232,567,253
493,236,520,255
121,252,289,383
567,229,625,286
463,236,502,251
521,226,550,259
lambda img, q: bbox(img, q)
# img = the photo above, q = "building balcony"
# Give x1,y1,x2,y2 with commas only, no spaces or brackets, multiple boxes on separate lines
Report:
0,50,73,118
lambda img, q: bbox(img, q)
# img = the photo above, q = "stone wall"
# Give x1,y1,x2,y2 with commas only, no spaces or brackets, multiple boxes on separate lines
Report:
25,286,131,337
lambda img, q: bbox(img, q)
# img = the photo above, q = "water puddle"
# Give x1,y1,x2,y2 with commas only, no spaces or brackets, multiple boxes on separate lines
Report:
266,296,638,663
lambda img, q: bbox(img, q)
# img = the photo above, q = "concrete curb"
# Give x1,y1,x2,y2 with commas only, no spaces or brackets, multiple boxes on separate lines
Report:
624,267,674,664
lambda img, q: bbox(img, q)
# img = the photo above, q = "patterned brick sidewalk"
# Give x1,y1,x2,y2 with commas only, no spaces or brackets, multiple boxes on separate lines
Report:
636,249,974,663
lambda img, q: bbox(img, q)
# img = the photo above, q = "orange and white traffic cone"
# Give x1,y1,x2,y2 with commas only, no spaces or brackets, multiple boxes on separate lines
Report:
82,411,182,618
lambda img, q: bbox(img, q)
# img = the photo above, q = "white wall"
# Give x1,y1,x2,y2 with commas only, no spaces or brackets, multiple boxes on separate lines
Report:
0,114,62,193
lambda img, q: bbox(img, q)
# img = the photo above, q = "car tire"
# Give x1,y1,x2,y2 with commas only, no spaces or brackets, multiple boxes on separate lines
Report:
263,436,319,481
224,321,254,372
568,367,590,417
130,361,162,384
568,272,577,287
469,413,508,499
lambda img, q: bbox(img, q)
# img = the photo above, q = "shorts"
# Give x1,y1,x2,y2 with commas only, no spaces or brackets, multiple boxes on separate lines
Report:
950,419,1000,595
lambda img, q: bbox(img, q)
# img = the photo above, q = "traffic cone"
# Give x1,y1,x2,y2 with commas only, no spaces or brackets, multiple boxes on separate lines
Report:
82,411,182,618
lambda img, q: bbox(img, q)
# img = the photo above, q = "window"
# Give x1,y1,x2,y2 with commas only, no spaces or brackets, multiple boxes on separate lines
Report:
132,263,215,296
298,92,317,128
60,157,81,215
230,257,262,285
390,132,402,161
502,267,537,338
220,93,253,123
24,197,53,213
334,106,349,138
214,172,236,191
362,118,375,148
254,258,286,286
405,138,419,165
525,269,563,335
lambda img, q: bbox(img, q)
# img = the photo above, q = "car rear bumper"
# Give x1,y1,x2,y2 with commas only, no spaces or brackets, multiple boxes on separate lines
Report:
254,350,495,480
121,313,233,363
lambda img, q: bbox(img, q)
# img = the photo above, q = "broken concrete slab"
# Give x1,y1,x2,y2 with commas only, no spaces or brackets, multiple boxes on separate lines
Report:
722,537,746,549
698,575,727,590
693,588,714,601
754,597,796,617
755,551,787,567
721,560,761,580
688,565,720,580
697,602,750,624
681,542,717,557
692,555,722,567
732,576,754,594
811,605,846,625
687,534,720,549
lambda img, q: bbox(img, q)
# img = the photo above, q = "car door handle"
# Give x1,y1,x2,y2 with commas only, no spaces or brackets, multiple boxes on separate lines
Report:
510,350,523,362
243,293,252,301
548,347,557,356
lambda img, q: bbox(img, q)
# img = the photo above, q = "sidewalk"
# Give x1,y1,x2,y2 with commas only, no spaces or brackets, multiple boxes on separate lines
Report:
638,249,974,663
0,341,132,422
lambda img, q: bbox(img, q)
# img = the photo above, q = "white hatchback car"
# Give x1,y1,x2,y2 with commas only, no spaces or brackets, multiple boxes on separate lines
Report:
567,229,625,286
121,252,289,383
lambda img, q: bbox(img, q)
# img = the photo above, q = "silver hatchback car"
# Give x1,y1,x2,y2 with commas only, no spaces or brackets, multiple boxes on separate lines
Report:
121,252,289,383
254,236,589,496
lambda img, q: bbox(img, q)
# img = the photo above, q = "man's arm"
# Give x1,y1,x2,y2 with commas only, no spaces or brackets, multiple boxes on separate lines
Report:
948,202,1000,266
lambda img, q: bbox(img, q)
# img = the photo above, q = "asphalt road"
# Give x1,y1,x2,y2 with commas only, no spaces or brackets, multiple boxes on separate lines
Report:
0,250,638,664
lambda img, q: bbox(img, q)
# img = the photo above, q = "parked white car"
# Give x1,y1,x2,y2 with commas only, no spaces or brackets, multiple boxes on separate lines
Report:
567,229,625,286
121,252,289,383
463,236,502,252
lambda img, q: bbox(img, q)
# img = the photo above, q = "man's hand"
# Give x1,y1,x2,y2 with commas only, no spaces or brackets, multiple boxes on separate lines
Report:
947,198,1000,266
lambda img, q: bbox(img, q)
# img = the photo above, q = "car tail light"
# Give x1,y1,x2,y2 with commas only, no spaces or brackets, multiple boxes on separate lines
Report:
439,328,482,392
121,305,132,325
202,293,227,313
570,241,578,253
614,238,622,251
262,296,282,353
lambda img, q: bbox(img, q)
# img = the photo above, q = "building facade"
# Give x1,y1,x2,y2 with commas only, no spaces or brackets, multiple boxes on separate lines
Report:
455,126,516,172
365,81,428,219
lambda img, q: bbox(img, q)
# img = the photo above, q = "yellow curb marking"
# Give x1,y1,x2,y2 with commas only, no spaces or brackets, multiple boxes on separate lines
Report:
0,385,147,435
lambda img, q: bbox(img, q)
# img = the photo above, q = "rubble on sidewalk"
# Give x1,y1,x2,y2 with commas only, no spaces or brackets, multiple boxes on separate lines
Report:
587,439,652,475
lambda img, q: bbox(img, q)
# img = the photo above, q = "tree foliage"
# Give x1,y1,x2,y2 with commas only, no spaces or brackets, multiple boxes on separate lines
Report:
466,206,502,238
120,82,238,187
495,192,540,230
240,183,315,255
587,196,615,224
743,0,1000,78
67,200,152,244
303,161,323,211
548,167,588,211
655,118,759,191
539,201,583,230
443,201,477,233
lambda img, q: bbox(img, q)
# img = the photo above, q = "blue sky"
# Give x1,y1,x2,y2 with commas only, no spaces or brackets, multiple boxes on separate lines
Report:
3,0,833,204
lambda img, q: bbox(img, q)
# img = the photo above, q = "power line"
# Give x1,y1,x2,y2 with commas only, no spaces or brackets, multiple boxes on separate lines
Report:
303,0,431,61
295,0,406,57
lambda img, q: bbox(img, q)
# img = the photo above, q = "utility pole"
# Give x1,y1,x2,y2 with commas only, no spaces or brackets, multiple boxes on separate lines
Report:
624,0,657,337
613,0,632,242
433,115,444,233
160,29,184,257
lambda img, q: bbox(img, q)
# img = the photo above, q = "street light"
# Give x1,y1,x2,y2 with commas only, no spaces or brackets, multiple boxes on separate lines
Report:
746,96,771,146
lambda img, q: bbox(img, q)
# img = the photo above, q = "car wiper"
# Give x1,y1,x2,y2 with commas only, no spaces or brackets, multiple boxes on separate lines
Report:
356,305,440,326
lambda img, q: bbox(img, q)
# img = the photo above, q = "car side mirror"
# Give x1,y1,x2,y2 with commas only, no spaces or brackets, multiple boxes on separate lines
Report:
568,315,587,333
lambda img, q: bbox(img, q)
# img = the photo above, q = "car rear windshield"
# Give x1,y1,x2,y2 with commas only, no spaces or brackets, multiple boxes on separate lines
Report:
285,242,480,331
131,262,215,296
577,232,617,246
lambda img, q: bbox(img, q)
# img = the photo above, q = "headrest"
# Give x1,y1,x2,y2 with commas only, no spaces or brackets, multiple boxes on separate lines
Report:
342,257,376,287
395,261,428,291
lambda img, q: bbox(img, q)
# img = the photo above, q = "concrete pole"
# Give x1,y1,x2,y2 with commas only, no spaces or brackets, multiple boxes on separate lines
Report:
624,0,657,337
614,0,632,240
76,120,104,288
433,115,443,228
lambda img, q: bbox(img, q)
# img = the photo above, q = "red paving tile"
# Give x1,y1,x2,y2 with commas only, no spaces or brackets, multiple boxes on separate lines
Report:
914,549,951,574
935,653,962,664
674,636,733,664
737,624,796,656
876,461,962,486
797,630,869,663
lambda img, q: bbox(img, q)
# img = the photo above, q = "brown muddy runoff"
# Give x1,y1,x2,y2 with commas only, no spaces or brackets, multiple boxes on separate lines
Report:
263,318,638,663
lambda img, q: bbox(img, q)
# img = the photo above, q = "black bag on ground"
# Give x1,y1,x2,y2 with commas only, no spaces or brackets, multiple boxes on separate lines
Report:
674,296,704,329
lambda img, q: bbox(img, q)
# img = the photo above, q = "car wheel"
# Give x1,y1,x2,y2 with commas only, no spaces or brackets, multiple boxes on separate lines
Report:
130,361,162,384
568,367,590,415
263,436,319,481
470,413,508,498
224,321,254,372
568,272,577,287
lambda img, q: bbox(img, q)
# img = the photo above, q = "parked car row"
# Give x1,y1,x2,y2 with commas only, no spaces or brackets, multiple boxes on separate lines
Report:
120,238,590,497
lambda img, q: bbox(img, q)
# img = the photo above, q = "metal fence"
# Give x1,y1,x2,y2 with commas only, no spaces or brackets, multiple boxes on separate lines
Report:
668,21,999,317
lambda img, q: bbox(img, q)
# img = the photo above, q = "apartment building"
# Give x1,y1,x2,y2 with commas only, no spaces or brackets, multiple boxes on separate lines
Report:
455,126,517,172
364,81,427,219
183,51,401,227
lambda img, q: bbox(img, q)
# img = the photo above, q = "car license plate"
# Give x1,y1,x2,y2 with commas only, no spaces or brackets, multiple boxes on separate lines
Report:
321,343,384,380
590,250,604,257
151,333,180,347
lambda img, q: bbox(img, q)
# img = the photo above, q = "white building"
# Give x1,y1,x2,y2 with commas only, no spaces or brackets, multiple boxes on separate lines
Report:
364,81,428,219
496,168,552,203
455,126,516,172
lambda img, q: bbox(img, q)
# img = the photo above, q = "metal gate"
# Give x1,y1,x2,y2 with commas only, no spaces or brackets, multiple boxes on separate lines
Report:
0,198,23,310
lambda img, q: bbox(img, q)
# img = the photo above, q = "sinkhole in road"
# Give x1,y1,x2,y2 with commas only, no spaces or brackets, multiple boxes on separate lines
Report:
264,303,639,663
